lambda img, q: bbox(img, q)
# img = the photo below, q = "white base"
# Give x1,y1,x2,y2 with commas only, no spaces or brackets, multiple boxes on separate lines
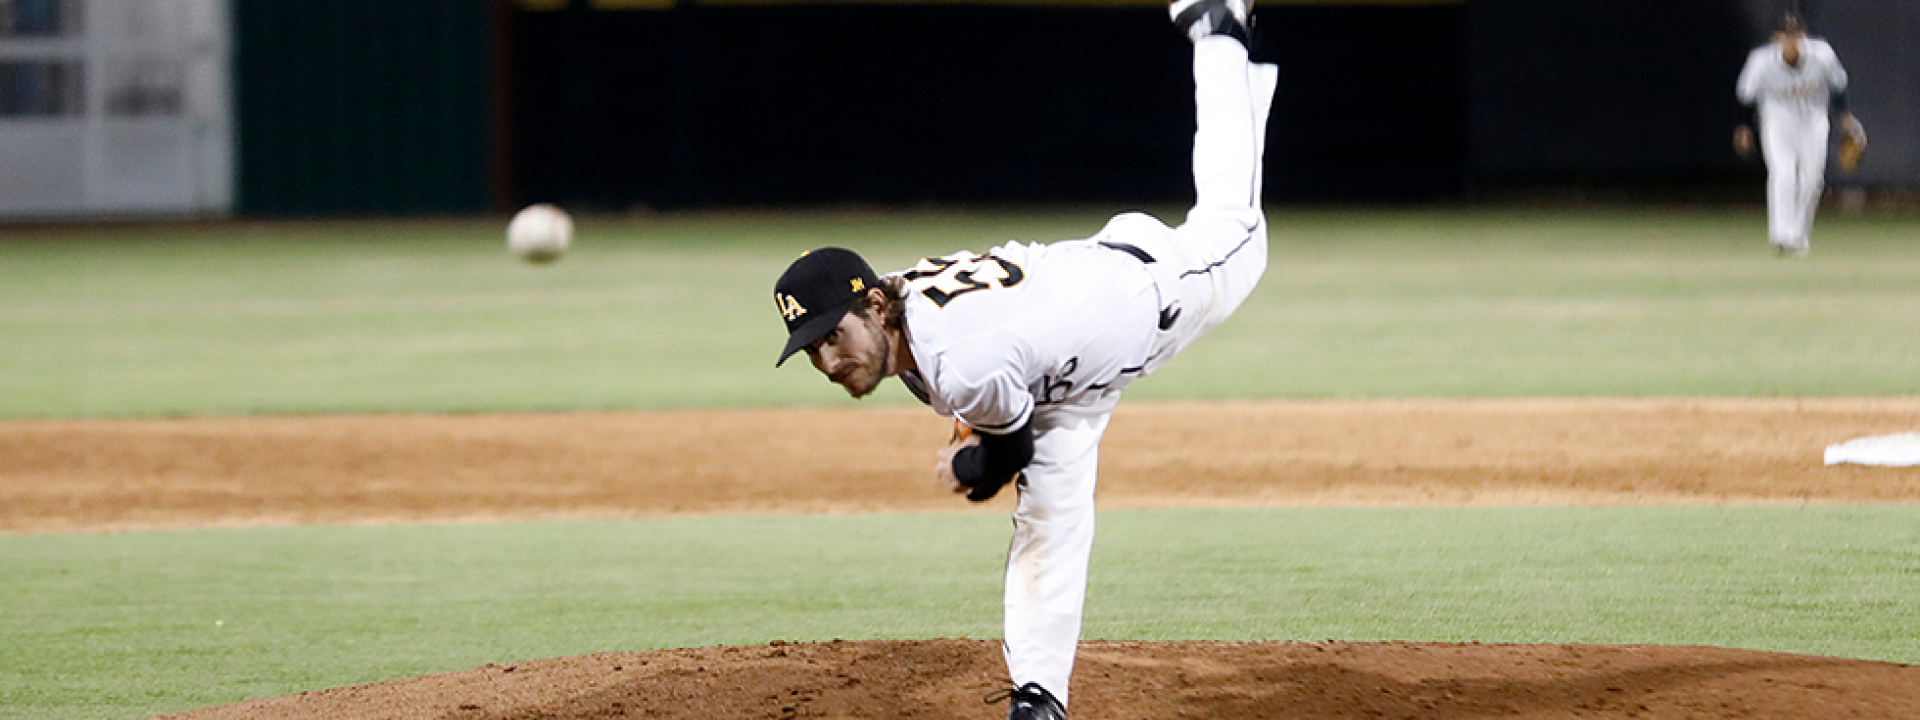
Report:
1824,433,1920,467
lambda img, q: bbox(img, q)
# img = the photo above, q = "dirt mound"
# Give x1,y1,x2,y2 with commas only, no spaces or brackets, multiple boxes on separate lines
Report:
159,639,1919,720
7,399,1919,534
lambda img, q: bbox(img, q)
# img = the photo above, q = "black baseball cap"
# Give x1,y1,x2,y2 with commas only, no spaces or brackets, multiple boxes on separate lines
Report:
773,247,882,367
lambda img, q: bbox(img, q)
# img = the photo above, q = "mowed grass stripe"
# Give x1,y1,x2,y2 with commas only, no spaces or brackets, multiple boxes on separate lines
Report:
3,506,1916,720
3,209,1919,418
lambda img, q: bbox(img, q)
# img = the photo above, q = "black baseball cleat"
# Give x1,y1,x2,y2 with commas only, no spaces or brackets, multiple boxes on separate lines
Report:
1006,682,1067,720
1170,0,1251,44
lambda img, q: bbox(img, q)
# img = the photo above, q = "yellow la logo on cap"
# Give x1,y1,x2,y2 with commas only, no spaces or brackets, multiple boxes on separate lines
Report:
775,293,807,321
850,277,866,294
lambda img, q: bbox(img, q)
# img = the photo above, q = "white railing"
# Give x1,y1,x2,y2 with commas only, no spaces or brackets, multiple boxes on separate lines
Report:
0,0,229,217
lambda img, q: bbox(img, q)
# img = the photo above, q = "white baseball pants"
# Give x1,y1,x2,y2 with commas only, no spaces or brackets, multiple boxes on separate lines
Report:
1095,36,1278,375
1760,113,1829,252
1003,35,1277,706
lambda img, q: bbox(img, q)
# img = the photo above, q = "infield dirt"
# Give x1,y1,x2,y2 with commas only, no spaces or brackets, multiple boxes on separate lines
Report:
7,399,1918,719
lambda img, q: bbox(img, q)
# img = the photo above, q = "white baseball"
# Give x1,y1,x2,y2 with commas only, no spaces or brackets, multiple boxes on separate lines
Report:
506,204,573,264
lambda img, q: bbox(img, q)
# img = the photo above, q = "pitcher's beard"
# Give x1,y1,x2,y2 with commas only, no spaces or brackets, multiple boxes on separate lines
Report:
847,316,893,399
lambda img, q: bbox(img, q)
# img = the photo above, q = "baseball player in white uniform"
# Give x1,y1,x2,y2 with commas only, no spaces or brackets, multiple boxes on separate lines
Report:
1734,12,1863,258
771,0,1274,717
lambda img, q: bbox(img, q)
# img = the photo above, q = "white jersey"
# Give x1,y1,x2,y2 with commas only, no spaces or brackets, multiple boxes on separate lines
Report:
895,239,1161,434
1736,37,1847,127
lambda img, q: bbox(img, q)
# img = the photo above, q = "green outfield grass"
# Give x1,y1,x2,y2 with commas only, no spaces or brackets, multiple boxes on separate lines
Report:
1,208,1917,419
3,506,1916,720
3,208,1918,720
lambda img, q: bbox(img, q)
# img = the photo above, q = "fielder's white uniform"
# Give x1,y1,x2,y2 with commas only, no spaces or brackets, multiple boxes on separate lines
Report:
892,36,1277,706
1736,36,1848,253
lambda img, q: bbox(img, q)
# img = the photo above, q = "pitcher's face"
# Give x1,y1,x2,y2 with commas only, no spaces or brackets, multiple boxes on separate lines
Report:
807,311,891,398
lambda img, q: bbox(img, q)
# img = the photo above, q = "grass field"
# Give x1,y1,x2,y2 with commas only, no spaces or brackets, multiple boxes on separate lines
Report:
2,208,1918,720
2,208,1917,419
5,507,1917,719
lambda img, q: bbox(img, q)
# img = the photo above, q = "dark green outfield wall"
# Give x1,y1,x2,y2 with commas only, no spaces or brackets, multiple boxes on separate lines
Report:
232,0,1468,216
510,1,1470,211
234,0,496,215
228,0,1918,216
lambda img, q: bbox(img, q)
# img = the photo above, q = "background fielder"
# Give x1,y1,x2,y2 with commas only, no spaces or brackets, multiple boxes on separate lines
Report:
1733,12,1862,258
772,1,1275,717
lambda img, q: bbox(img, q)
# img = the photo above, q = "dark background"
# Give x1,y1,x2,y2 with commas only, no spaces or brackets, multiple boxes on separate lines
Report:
232,0,1919,216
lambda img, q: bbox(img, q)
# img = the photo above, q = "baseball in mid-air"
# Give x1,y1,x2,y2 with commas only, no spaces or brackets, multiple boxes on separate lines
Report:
506,203,572,264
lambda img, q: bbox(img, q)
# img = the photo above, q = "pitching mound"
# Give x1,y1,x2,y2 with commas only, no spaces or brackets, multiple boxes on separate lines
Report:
162,639,1918,719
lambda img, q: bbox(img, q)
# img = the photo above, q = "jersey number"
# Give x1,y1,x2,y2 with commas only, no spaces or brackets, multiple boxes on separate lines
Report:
902,253,1026,308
